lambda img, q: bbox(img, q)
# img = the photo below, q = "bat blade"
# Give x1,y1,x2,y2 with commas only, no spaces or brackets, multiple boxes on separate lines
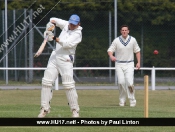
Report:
34,35,48,58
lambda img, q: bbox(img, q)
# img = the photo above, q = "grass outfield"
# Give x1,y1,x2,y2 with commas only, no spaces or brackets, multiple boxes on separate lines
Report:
0,89,175,131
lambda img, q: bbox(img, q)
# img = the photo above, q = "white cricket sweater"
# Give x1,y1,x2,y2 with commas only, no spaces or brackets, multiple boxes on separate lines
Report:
50,17,83,55
107,35,140,62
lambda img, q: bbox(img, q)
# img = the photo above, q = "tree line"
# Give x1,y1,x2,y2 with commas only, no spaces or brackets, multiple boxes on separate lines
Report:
1,0,175,73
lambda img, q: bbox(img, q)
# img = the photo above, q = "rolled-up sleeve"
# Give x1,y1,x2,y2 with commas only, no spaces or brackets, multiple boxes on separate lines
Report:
107,39,117,53
133,38,140,53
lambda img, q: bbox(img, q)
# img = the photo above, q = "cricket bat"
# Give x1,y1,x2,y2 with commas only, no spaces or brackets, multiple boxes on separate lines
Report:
34,35,49,58
34,24,55,58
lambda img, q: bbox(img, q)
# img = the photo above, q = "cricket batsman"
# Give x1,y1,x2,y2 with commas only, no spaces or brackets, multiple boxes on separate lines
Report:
37,14,82,118
107,25,140,107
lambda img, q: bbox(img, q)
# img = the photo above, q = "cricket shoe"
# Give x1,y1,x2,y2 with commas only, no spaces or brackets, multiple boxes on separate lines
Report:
38,108,50,118
72,110,79,117
130,100,136,107
119,102,126,106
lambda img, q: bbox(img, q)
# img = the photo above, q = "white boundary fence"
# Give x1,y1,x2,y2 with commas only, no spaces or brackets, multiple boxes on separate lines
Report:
1,67,175,90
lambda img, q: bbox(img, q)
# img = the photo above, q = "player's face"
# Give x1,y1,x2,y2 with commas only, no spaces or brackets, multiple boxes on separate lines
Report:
69,23,79,30
120,27,129,39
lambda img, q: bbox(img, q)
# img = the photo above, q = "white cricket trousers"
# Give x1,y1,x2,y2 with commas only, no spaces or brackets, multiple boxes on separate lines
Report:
116,62,135,103
41,51,79,112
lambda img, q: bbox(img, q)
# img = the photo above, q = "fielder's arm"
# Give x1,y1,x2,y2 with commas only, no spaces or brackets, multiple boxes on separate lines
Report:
34,35,48,58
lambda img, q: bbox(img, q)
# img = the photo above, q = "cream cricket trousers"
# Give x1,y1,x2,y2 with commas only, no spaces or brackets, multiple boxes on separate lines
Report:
116,62,135,103
40,51,79,112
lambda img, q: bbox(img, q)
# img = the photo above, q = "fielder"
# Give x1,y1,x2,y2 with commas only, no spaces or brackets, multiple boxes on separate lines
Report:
107,25,140,107
37,14,82,118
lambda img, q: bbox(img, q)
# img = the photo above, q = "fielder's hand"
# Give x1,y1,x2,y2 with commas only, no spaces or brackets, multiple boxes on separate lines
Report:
110,55,116,62
136,63,140,70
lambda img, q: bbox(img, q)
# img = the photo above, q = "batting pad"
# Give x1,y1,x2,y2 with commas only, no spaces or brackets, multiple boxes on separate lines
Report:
65,88,80,112
49,89,53,105
42,68,58,86
42,78,53,87
62,74,75,89
41,85,52,111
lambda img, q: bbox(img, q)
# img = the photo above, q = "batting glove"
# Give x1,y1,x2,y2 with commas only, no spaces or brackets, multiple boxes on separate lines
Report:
44,31,54,41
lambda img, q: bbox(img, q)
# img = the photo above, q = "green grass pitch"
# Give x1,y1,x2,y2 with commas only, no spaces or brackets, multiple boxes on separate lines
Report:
0,89,175,132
